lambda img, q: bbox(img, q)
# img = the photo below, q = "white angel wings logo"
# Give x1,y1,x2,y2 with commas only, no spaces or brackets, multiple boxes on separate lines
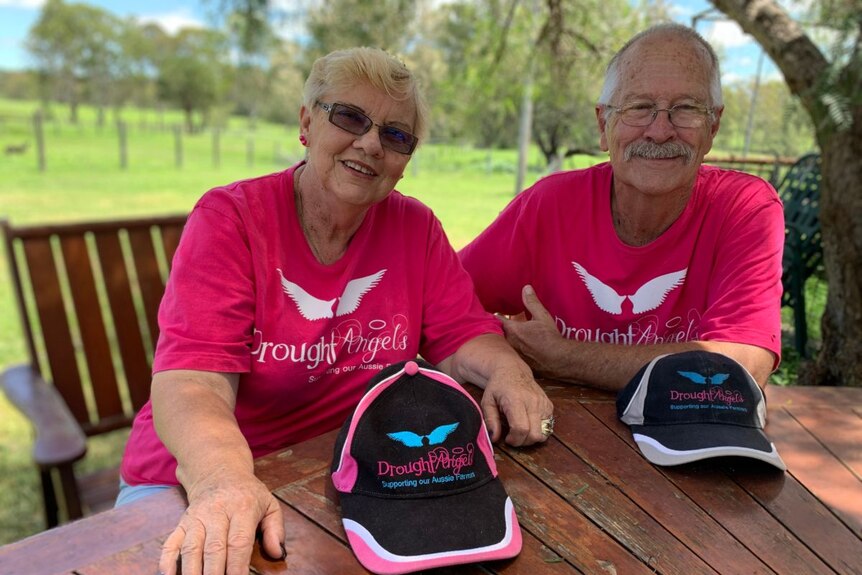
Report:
572,262,686,315
277,268,386,320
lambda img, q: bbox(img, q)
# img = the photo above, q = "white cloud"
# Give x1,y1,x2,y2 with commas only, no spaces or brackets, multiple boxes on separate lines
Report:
704,20,753,49
136,8,204,34
0,0,44,7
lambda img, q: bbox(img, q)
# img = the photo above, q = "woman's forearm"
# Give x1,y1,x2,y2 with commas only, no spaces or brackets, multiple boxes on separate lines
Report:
151,370,254,490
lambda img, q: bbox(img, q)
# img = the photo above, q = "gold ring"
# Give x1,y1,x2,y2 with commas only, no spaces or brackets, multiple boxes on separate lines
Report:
541,416,555,437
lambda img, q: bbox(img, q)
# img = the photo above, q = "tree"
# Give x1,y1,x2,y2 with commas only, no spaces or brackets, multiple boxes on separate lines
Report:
304,0,417,66
157,28,231,132
120,21,171,111
225,5,279,128
710,0,862,386
25,0,124,123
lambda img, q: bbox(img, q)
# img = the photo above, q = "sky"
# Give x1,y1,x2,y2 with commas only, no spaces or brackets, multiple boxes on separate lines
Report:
0,0,779,85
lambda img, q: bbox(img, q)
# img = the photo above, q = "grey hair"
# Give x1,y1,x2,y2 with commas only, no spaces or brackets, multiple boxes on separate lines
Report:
303,47,429,143
598,23,723,110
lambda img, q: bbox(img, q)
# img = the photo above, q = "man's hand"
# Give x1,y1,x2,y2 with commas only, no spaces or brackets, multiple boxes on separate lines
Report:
158,470,285,575
500,285,564,379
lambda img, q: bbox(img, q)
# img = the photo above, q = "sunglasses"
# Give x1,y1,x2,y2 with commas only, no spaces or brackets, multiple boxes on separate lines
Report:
317,102,418,155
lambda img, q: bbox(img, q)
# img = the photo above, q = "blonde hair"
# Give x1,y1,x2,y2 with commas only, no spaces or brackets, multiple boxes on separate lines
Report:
303,47,429,143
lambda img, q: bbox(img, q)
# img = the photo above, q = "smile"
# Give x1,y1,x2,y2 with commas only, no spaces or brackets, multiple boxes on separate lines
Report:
343,160,377,176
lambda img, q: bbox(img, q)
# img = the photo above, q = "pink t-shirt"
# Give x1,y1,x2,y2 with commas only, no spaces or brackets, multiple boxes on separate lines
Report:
459,162,783,358
121,163,500,485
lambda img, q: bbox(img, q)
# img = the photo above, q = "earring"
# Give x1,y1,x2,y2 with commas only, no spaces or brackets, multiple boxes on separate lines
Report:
299,134,308,146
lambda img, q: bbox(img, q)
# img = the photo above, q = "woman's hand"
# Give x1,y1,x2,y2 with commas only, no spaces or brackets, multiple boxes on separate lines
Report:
438,333,555,447
158,469,285,575
479,363,555,446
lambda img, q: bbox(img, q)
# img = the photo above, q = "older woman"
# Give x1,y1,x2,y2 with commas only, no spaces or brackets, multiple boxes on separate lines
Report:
117,47,554,575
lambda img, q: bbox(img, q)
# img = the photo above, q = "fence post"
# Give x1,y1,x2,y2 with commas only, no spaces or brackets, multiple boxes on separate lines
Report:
212,128,221,168
117,120,128,170
33,111,46,172
174,125,183,169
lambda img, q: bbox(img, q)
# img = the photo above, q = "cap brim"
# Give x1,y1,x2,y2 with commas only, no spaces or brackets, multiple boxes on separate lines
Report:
339,477,521,575
631,423,786,470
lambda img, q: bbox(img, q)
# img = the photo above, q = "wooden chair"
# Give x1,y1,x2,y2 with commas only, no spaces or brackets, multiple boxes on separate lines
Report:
1,214,186,528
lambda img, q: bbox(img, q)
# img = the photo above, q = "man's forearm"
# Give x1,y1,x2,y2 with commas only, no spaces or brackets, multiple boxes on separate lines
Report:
520,336,774,392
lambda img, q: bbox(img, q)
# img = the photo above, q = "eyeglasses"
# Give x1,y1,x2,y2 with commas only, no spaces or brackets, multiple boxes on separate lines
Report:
605,102,714,129
317,102,418,155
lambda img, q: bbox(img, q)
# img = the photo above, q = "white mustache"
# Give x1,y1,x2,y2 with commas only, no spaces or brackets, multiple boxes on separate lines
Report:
624,141,694,164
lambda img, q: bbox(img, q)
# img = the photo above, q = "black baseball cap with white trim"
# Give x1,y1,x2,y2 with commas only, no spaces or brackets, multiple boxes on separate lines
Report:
617,351,786,470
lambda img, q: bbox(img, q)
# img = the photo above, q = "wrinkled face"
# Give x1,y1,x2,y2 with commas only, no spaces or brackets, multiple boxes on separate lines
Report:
596,33,723,197
299,82,416,209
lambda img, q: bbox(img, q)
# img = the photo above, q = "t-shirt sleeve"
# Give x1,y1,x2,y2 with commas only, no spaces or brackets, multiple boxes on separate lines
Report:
458,192,534,315
417,215,503,365
153,194,256,374
699,181,784,361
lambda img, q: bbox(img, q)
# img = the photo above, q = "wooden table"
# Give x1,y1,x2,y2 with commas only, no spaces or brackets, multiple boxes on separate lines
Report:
2,383,860,575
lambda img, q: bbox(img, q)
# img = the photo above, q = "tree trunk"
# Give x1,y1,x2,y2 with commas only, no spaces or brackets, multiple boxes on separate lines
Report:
710,0,862,386
806,133,862,386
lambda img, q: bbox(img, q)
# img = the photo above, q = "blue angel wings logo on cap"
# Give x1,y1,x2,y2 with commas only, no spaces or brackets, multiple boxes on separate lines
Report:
677,371,731,385
387,423,460,447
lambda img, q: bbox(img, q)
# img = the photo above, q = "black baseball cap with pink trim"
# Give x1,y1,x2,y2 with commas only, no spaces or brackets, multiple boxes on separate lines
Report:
331,359,522,575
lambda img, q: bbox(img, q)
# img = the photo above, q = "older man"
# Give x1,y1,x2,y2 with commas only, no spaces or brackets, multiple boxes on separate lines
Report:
459,23,784,391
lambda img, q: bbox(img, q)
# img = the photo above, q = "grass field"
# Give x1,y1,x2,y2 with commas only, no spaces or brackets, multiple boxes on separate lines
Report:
0,97,821,545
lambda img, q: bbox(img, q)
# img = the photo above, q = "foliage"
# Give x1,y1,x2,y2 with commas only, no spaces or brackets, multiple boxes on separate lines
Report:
714,80,817,158
25,0,126,123
304,0,416,62
5,0,819,158
157,28,232,132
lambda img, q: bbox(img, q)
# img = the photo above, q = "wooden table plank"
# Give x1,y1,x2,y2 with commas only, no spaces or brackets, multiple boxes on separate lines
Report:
766,385,862,409
250,501,368,575
502,439,722,574
737,471,862,575
766,402,862,537
788,404,862,480
587,399,862,575
492,453,655,575
785,407,862,482
551,397,778,575
74,538,166,575
768,385,862,480
0,487,185,575
254,429,337,489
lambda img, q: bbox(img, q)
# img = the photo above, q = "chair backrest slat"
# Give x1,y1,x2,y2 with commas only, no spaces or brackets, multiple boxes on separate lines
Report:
127,227,164,351
21,236,91,423
60,234,124,423
93,229,156,418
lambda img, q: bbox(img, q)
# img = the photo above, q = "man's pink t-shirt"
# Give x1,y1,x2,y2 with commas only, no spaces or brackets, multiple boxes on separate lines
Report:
459,162,783,358
121,164,500,485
